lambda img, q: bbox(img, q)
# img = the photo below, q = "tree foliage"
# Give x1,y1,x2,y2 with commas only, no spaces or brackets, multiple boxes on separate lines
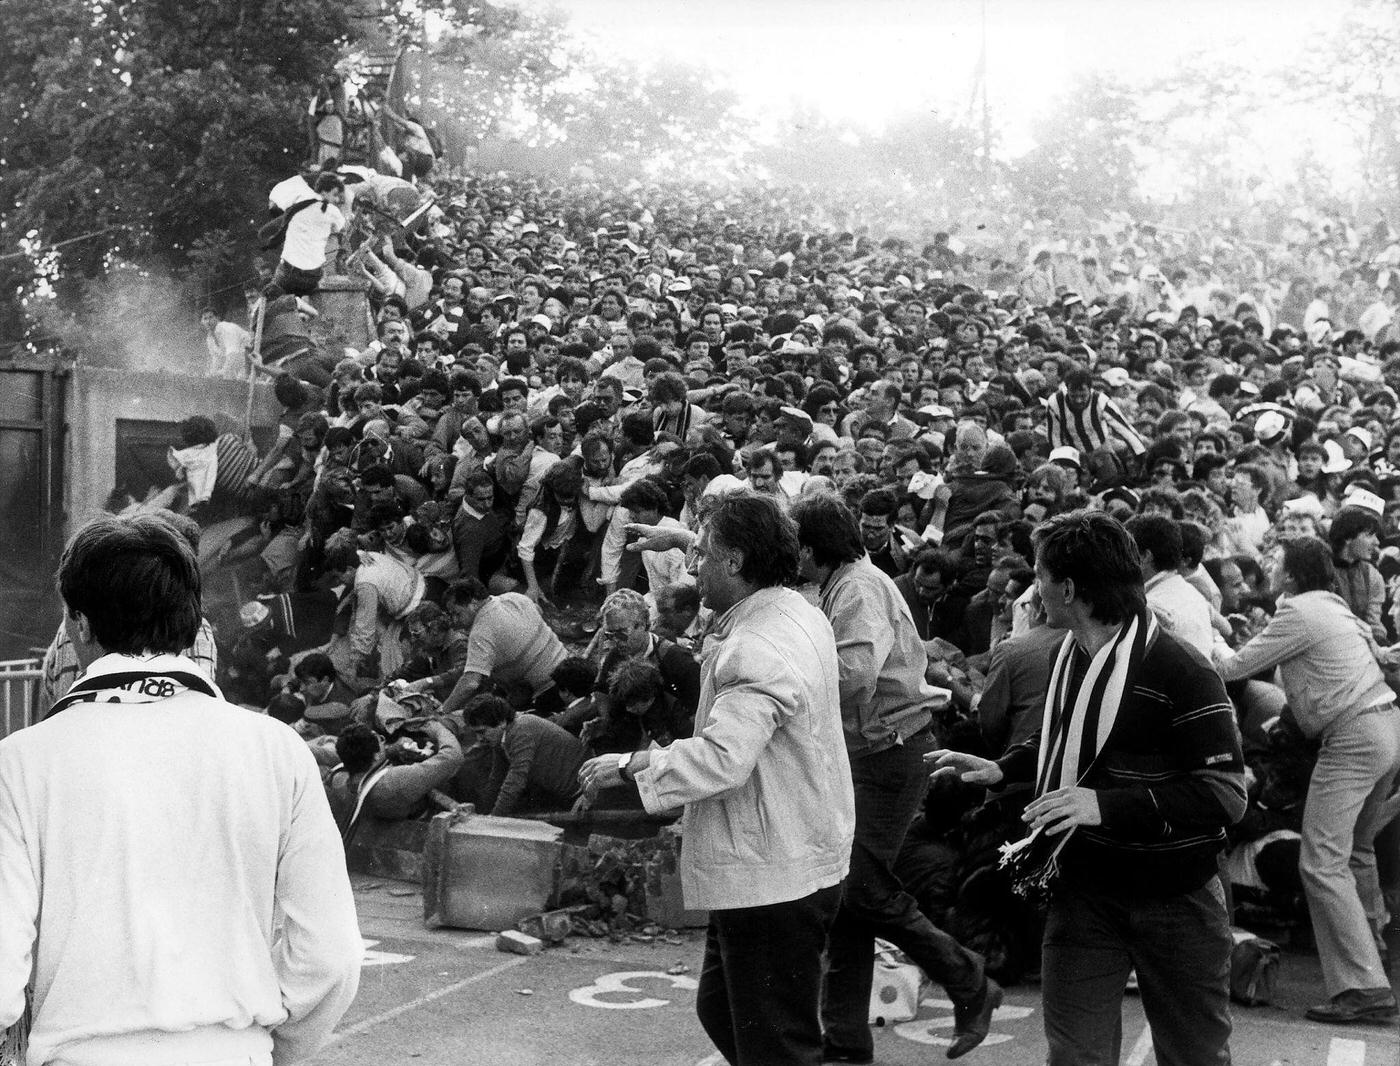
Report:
399,4,748,177
0,0,360,344
1005,74,1146,215
1296,0,1400,208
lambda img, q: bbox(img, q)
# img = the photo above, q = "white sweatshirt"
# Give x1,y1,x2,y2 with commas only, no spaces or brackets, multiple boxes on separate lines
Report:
0,655,362,1066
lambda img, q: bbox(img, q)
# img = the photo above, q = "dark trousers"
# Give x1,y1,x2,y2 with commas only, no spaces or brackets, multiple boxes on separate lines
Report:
821,732,984,1056
1043,879,1233,1066
696,883,843,1066
264,261,323,301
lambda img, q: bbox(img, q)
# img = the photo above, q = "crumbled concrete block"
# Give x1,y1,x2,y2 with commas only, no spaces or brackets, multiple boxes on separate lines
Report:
496,930,544,956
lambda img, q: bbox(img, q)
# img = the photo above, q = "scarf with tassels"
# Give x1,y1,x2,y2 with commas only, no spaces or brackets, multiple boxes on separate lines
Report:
1036,610,1158,797
999,611,1158,903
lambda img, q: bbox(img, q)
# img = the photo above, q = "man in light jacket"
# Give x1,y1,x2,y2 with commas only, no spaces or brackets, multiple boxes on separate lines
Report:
579,492,854,1066
0,513,361,1066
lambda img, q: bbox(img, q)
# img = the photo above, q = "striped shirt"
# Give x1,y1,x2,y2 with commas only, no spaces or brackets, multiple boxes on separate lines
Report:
214,432,260,507
1043,387,1146,457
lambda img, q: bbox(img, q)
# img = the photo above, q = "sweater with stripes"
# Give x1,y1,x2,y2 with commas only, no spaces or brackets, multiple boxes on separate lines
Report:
996,627,1246,897
1043,387,1147,458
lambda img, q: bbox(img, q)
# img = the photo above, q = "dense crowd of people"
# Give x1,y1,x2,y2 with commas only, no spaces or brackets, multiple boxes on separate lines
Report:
51,158,1400,1035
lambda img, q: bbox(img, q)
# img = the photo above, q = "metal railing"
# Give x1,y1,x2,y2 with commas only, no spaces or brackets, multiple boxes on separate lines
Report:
0,659,41,739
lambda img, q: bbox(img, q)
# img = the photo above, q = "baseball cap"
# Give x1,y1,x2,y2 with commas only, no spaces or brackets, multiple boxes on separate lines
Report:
1049,446,1082,469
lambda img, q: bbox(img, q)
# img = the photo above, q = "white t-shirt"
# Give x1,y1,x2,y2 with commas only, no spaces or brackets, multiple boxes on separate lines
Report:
282,202,346,271
268,174,315,211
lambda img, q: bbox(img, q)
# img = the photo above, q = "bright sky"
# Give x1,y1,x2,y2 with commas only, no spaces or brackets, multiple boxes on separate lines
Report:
526,0,1348,186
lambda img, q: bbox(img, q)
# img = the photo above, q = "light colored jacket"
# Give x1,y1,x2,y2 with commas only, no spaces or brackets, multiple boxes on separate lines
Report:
820,556,941,756
1215,589,1392,738
0,655,361,1066
635,587,854,910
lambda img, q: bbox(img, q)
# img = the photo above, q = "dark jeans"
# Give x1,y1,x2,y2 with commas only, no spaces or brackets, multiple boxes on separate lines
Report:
1043,879,1233,1066
263,261,323,301
821,731,984,1056
697,883,843,1066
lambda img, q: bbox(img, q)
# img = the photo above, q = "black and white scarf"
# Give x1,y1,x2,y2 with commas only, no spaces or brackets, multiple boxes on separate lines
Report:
1035,611,1158,798
46,652,222,719
998,611,1158,902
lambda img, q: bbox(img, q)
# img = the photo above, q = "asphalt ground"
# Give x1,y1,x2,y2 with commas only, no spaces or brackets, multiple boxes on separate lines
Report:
309,876,1400,1066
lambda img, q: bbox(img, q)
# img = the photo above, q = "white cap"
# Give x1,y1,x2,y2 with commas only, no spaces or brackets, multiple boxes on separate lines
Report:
1344,487,1385,517
1346,427,1374,451
1321,439,1352,474
1100,367,1130,389
1282,494,1325,520
1254,411,1288,443
1049,445,1082,468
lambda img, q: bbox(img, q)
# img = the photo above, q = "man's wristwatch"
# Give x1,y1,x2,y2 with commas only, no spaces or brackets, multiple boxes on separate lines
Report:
617,752,635,783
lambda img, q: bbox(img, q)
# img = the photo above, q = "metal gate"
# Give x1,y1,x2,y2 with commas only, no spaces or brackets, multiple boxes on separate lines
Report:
0,359,67,662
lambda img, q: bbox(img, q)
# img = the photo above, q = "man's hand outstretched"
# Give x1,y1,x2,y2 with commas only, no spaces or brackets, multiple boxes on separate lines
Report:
924,748,1005,787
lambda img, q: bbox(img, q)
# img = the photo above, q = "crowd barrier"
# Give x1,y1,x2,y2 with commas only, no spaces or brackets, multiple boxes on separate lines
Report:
0,659,40,740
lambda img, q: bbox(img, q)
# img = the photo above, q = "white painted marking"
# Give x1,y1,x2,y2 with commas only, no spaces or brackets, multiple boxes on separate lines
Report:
1327,1037,1366,1066
691,1054,726,1066
894,997,1034,1046
360,937,415,967
569,969,699,1010
452,934,498,950
1125,1023,1153,1066
319,955,531,1049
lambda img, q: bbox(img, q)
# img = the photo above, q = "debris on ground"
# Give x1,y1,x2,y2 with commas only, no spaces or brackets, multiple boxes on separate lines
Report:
496,930,544,956
517,908,578,944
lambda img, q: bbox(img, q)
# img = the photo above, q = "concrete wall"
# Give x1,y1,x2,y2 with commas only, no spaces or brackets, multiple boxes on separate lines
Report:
67,366,282,529
309,275,373,353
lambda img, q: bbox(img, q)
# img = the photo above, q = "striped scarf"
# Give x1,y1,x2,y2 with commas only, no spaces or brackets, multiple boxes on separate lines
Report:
1035,611,1158,797
46,652,222,719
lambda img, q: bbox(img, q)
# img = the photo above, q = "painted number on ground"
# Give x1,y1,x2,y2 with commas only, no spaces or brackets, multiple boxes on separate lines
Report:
569,970,699,1010
361,938,415,967
895,997,1034,1048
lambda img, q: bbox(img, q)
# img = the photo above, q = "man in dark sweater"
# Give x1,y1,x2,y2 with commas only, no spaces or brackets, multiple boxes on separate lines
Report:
931,510,1246,1066
466,694,584,817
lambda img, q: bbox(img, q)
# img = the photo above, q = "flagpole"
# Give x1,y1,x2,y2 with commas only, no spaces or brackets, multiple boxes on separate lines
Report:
981,0,991,189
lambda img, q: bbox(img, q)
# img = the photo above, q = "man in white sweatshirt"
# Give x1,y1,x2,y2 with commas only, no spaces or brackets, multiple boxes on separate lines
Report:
0,513,362,1066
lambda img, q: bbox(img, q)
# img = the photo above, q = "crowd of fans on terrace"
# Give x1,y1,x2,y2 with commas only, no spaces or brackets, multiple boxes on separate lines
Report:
72,156,1400,981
